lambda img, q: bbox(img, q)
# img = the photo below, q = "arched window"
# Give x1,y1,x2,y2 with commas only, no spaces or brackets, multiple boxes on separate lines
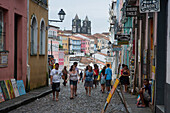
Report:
40,19,46,55
31,16,38,55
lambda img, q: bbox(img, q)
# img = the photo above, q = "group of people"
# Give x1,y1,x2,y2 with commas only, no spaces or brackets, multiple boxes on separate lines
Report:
50,62,113,101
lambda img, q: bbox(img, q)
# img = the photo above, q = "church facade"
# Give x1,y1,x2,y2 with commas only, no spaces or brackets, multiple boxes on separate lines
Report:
72,14,91,35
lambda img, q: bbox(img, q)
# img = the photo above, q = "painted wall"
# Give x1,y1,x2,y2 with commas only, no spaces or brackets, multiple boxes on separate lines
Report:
48,39,59,63
81,40,86,53
0,0,27,85
85,40,90,54
28,0,48,89
61,35,69,54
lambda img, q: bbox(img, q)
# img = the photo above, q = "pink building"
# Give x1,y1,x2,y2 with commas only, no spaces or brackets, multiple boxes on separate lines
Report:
0,0,27,84
81,40,86,53
48,39,59,63
85,40,90,54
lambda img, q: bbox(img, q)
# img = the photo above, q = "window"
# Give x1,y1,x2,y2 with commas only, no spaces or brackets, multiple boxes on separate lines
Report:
0,10,4,51
39,19,46,55
31,16,38,55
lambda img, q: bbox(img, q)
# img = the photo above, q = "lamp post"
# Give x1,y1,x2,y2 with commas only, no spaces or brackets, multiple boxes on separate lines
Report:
48,9,66,23
48,9,66,56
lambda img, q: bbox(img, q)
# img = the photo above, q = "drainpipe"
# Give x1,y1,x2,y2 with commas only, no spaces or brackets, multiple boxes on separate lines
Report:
26,0,30,91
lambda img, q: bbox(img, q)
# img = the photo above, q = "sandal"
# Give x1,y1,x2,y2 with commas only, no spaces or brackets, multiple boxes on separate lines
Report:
70,97,74,99
137,104,146,108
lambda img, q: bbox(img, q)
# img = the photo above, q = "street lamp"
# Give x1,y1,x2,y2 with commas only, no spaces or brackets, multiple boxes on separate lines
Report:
49,9,66,22
108,41,112,49
107,51,110,56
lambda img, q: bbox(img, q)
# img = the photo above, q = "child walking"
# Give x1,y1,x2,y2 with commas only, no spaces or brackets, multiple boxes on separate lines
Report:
50,63,63,101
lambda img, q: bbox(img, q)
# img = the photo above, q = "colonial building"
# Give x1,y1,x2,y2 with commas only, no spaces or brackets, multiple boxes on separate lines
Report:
28,0,48,89
72,14,91,35
0,0,27,85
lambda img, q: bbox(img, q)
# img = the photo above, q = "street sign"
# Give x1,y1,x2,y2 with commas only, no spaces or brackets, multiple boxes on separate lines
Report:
139,0,160,13
118,41,129,45
106,57,113,62
126,6,139,17
115,34,130,41
70,57,81,61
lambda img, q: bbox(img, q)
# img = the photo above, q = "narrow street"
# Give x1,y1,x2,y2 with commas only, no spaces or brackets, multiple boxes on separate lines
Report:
9,82,125,113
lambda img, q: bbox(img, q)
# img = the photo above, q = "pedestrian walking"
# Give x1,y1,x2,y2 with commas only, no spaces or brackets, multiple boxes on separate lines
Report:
73,62,80,95
50,63,63,101
93,64,99,88
100,66,106,93
62,66,68,86
67,65,80,99
83,66,94,96
120,65,130,92
105,64,112,93
80,71,83,81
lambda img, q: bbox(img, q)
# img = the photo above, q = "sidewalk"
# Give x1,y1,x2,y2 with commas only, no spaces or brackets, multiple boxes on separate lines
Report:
117,89,152,113
0,86,52,113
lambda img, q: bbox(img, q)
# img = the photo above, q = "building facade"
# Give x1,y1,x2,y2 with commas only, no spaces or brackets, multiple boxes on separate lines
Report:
28,0,48,89
0,0,27,85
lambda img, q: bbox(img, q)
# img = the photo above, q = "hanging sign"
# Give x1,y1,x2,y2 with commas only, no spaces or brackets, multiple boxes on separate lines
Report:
139,0,160,13
126,6,139,17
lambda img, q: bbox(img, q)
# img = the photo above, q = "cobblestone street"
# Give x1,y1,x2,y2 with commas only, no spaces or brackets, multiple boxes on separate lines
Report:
10,82,126,113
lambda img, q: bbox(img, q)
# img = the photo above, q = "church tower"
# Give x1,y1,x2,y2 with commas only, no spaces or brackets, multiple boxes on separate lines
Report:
81,16,91,35
72,14,81,33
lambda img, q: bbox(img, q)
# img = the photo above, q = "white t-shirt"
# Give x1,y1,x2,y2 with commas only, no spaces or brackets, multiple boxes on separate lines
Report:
50,69,63,83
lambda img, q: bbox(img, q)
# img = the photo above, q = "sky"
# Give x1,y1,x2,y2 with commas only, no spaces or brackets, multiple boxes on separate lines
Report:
49,0,111,34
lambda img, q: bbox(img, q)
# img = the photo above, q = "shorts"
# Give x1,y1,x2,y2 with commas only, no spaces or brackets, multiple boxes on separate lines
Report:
52,83,60,92
94,75,98,80
70,80,78,86
84,81,93,87
106,80,111,87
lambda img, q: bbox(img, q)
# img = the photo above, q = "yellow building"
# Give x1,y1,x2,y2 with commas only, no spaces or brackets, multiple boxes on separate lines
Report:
28,0,48,89
59,34,69,54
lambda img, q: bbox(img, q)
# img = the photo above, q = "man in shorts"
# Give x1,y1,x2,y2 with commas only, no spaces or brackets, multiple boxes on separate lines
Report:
50,63,63,101
105,64,112,93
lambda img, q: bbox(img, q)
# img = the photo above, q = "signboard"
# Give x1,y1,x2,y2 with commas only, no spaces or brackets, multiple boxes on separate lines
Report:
107,57,113,62
115,34,130,41
0,81,10,101
59,51,64,70
0,51,9,67
139,0,160,13
17,80,26,96
118,41,129,45
126,6,139,17
112,45,122,51
5,80,15,99
70,57,81,61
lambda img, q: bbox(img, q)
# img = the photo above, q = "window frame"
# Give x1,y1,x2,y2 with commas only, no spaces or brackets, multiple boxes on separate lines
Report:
39,18,46,55
30,15,38,55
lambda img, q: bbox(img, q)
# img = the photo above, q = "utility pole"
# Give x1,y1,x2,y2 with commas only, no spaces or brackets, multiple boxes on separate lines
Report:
51,40,52,56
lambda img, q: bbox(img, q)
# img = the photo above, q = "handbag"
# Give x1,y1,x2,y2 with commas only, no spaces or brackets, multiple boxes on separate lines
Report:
143,90,151,101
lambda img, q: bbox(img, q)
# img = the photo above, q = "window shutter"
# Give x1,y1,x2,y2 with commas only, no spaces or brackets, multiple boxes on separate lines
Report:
42,30,46,54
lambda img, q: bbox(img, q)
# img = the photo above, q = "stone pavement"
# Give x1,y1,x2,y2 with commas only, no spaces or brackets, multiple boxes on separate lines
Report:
7,82,126,113
0,86,52,113
117,88,153,113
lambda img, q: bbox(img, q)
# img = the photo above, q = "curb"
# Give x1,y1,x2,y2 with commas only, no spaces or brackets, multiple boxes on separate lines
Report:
0,89,52,113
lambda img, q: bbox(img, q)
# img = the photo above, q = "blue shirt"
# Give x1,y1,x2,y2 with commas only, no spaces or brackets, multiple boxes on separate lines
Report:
105,68,112,80
85,71,93,81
